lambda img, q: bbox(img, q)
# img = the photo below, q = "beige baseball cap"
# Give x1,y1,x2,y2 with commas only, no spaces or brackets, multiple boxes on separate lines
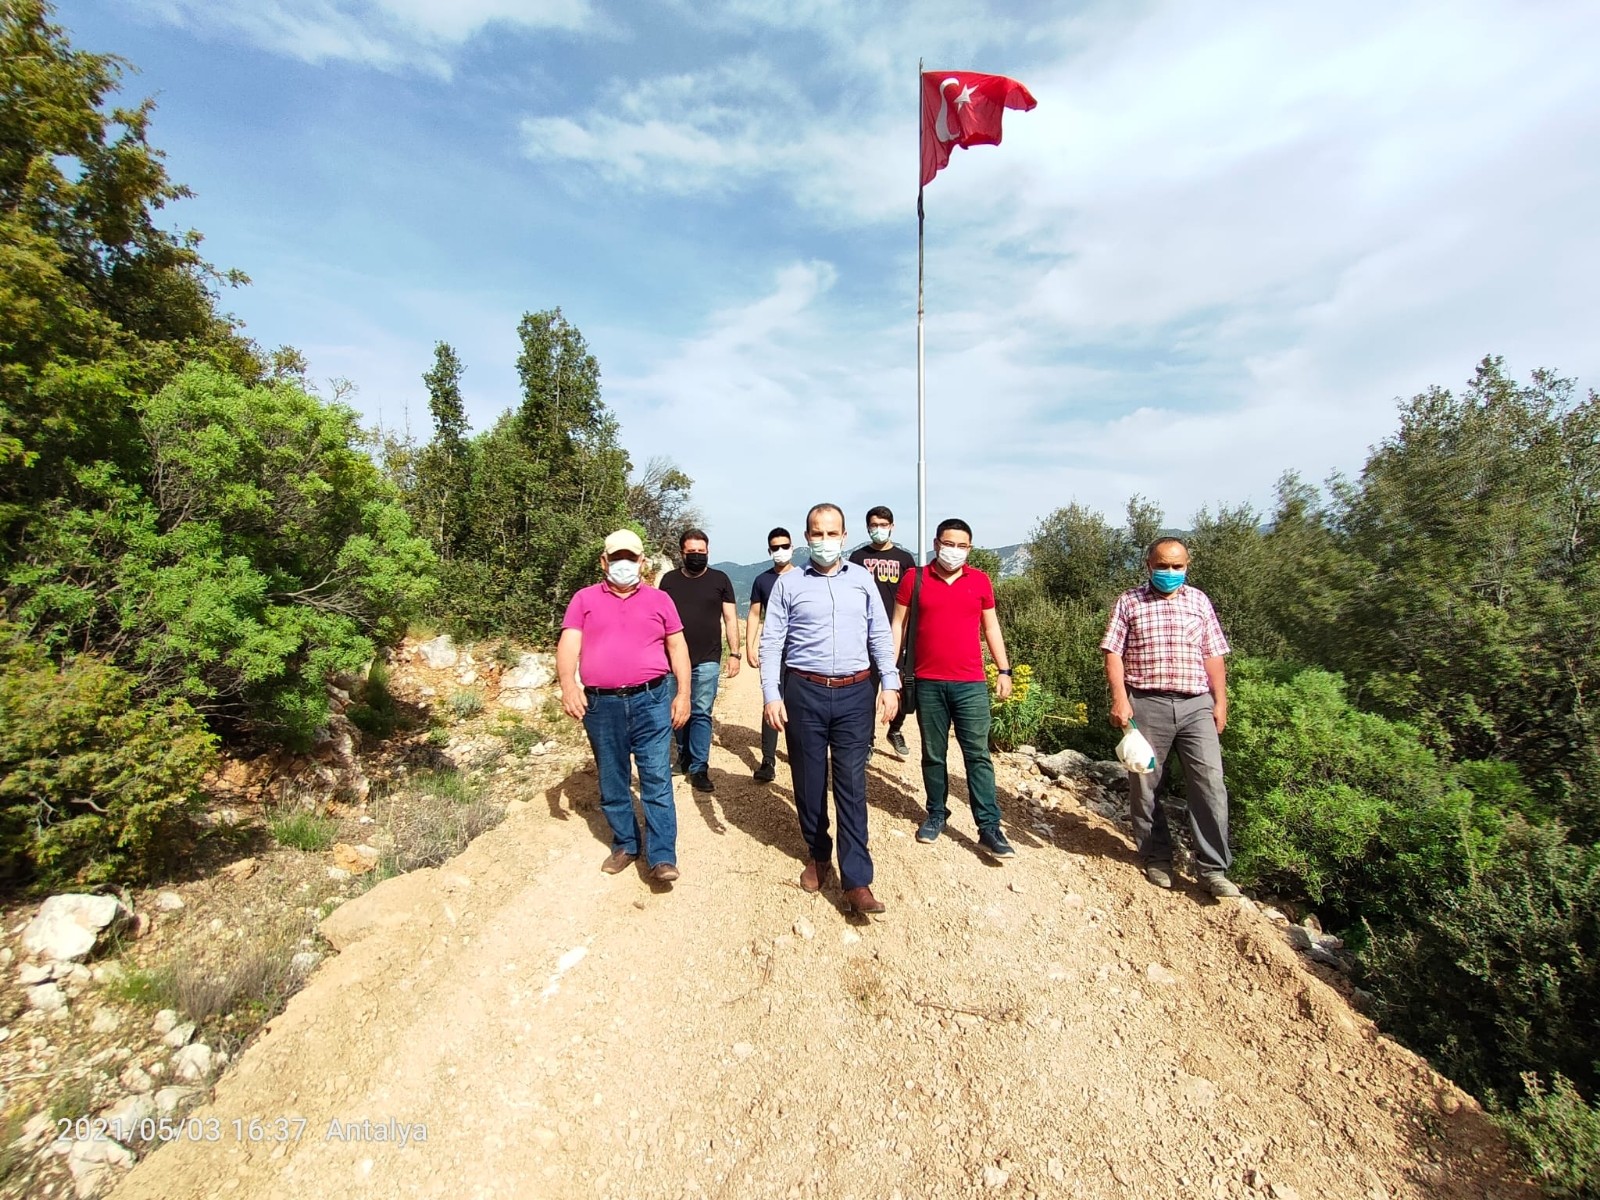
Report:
603,529,644,556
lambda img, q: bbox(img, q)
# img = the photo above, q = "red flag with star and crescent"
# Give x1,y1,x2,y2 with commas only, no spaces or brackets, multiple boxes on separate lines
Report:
920,70,1037,186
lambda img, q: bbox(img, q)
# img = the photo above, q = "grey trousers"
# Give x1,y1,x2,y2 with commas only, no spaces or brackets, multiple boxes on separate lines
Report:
1128,689,1233,874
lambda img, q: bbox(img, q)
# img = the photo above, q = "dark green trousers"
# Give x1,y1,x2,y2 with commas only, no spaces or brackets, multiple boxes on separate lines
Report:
915,680,1001,829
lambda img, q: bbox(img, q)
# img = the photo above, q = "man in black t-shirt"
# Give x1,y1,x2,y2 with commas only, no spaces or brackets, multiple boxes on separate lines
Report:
849,505,917,757
744,526,796,782
658,529,741,794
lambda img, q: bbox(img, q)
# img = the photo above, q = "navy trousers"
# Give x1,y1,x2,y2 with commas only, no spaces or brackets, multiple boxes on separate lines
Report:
782,673,875,890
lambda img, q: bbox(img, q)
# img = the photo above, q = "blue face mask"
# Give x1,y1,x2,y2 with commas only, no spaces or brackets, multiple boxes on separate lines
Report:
1150,567,1186,594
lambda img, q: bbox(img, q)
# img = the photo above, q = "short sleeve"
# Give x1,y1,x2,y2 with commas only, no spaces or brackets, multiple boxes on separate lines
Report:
979,571,996,610
895,569,916,607
718,573,735,605
562,590,587,631
1199,596,1230,658
657,590,685,636
1099,593,1131,654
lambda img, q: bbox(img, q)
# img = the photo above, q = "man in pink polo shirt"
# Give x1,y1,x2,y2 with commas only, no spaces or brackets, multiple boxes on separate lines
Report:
892,518,1018,861
557,529,691,884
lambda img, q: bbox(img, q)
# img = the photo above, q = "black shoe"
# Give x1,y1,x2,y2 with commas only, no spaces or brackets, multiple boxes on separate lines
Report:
978,825,1016,860
753,761,776,783
888,730,910,758
671,757,687,776
689,772,715,794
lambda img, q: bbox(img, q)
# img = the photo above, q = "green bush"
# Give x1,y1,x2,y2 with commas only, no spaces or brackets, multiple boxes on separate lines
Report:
0,633,215,887
347,659,399,739
11,365,437,749
993,578,1117,757
1363,820,1600,1103
1500,1074,1600,1198
985,663,1087,751
449,687,484,720
1222,659,1498,925
268,810,336,852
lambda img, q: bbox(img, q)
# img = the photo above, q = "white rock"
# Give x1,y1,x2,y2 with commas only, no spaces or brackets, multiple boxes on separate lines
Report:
152,1086,197,1115
162,1022,196,1048
1037,748,1093,779
793,918,816,941
0,947,10,965
732,1042,755,1059
100,1093,154,1131
457,669,478,685
27,983,67,1013
840,929,861,946
65,1135,135,1199
1146,963,1179,986
290,951,322,977
90,1009,120,1034
171,1043,213,1082
416,635,459,668
502,652,556,691
156,892,185,912
982,1165,1010,1188
152,1010,178,1035
22,894,128,963
119,1065,153,1093
91,962,126,986
18,963,52,986
1262,906,1289,924
327,867,352,881
67,964,91,986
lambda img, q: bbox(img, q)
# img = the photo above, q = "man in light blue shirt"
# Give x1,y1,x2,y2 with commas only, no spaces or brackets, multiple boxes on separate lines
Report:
761,503,900,915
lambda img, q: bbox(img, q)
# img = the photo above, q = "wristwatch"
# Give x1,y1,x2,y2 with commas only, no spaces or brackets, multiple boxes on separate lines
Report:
997,668,1013,676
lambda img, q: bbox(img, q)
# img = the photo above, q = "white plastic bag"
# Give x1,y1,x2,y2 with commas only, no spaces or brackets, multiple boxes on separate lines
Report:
1116,722,1158,774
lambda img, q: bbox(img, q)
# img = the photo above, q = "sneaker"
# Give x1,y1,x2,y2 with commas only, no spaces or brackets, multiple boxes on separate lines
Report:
689,771,715,794
1144,864,1174,889
888,729,910,758
915,815,946,844
977,825,1016,860
753,761,776,783
1201,871,1242,898
671,756,687,776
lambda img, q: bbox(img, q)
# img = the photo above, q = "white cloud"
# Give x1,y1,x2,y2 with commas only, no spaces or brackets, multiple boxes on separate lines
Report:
131,0,592,73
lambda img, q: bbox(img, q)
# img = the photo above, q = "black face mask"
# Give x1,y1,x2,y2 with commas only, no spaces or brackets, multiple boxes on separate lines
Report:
684,552,708,573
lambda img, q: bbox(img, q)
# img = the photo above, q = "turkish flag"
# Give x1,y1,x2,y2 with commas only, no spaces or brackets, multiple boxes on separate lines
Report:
920,70,1037,186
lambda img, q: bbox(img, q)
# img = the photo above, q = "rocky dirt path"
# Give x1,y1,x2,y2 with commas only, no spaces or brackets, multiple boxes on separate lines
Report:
113,670,1533,1200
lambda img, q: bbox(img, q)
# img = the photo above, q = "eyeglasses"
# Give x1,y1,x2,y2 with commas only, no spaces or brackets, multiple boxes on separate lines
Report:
935,539,971,551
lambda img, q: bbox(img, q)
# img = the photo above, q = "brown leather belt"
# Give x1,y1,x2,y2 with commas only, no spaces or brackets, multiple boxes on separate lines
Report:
789,667,873,688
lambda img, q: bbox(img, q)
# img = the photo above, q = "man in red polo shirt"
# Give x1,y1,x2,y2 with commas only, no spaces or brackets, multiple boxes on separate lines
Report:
892,518,1018,861
557,529,691,884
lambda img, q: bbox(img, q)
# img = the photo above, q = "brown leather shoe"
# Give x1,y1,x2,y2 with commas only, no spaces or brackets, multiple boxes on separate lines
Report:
843,885,885,915
601,849,637,875
799,858,832,893
650,862,680,884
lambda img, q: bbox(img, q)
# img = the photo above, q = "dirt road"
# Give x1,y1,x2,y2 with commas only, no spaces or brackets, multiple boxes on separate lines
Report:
113,668,1533,1200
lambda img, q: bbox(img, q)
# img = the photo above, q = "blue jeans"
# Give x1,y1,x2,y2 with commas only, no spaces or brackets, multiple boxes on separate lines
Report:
582,679,678,868
674,661,722,774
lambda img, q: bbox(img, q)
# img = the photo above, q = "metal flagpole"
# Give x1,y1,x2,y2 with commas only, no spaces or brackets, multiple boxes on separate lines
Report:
916,59,927,569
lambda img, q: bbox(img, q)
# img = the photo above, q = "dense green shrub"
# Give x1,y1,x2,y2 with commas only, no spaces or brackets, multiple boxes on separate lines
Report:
985,663,1087,751
11,365,437,746
1363,820,1600,1103
1222,659,1498,924
994,576,1119,757
1500,1074,1600,1198
0,633,215,886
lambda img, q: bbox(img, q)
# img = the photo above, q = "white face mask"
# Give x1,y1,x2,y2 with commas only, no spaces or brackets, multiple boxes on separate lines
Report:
937,545,969,571
868,527,891,545
606,558,641,588
808,537,843,566
771,547,793,565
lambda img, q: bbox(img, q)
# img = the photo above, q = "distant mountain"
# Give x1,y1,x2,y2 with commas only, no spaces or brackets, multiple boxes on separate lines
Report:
714,542,1030,616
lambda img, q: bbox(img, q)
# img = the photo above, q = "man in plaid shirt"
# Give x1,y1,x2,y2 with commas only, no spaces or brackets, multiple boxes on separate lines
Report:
1100,537,1241,898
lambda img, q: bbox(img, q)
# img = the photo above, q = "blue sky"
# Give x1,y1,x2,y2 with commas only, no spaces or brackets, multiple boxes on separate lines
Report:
57,0,1600,558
